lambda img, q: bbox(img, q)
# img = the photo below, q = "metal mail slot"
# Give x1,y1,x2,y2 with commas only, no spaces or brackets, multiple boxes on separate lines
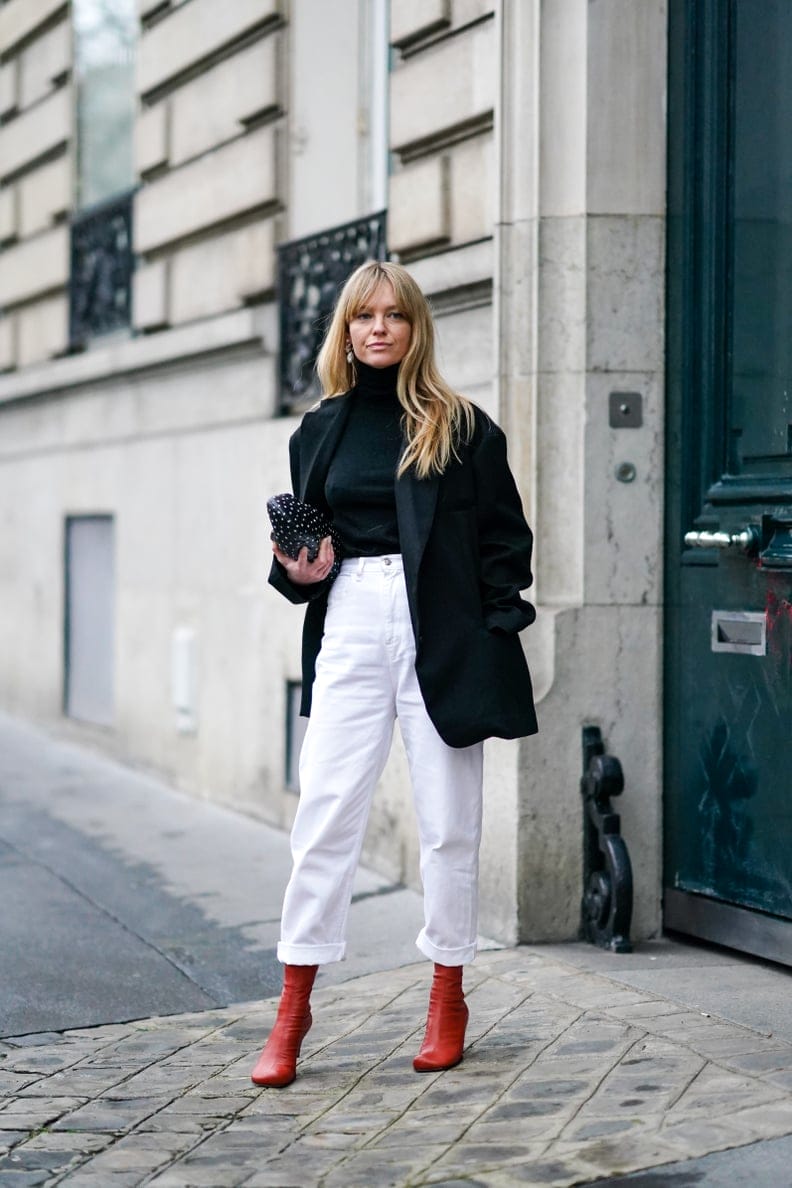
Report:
711,610,766,656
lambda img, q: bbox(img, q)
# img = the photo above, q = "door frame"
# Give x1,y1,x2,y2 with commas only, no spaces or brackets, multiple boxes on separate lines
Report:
663,0,792,964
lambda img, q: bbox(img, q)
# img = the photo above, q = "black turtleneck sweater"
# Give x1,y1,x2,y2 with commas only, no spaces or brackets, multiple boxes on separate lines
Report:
325,361,403,557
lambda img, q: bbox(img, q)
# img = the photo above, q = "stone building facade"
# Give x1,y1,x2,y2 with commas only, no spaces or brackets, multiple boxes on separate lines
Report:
0,1,667,948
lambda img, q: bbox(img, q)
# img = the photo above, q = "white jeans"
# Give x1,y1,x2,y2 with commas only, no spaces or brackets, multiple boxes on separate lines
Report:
278,555,484,967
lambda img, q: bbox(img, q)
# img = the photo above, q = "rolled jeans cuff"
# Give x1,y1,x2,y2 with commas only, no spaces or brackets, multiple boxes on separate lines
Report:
277,941,346,965
415,929,477,966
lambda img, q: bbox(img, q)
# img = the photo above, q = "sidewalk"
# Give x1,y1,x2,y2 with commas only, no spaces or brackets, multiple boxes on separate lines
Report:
1,714,792,1185
3,943,792,1186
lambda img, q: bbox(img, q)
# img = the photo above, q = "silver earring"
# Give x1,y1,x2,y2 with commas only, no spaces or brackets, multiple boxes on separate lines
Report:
346,347,353,364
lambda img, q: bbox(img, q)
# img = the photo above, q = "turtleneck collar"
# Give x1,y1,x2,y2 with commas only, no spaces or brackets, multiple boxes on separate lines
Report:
355,360,400,398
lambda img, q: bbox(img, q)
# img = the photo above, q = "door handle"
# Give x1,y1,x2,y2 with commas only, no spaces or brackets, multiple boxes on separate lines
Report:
684,526,759,551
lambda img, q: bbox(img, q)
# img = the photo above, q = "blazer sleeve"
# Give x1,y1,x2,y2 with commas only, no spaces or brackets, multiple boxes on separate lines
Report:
472,423,536,634
267,425,333,606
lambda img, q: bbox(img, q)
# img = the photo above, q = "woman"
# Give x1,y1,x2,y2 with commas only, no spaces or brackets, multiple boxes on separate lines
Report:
252,261,537,1088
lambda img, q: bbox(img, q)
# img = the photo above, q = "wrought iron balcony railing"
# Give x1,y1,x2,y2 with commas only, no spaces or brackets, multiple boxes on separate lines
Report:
277,210,387,411
69,188,135,351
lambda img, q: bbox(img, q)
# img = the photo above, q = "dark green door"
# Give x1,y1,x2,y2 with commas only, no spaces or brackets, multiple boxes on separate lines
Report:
665,0,792,962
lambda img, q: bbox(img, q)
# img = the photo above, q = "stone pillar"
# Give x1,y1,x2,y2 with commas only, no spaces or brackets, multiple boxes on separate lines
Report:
495,0,668,942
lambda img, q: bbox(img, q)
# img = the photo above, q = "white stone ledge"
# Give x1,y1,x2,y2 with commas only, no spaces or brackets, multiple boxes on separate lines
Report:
401,238,493,298
0,307,271,405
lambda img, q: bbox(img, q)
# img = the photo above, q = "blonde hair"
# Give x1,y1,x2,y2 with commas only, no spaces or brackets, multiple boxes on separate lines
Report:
316,261,474,479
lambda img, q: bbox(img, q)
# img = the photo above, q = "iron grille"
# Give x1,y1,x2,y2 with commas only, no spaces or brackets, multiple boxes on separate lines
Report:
277,209,387,411
69,188,135,350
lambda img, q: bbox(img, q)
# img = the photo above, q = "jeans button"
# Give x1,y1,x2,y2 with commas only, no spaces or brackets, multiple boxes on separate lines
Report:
384,557,391,566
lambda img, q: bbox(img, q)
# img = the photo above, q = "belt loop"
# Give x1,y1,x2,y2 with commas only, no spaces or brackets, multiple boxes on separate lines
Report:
356,556,365,581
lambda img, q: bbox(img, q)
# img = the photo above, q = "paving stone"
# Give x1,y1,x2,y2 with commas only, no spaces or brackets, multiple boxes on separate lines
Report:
718,1047,792,1074
135,1114,221,1135
0,1052,76,1076
0,1137,27,1157
70,1145,175,1174
50,1097,163,1133
0,1099,86,1129
318,1151,430,1186
0,1147,81,1172
2,1034,66,1049
59,1173,151,1187
18,1068,128,1097
0,1076,38,1096
17,1133,111,1154
0,1171,53,1186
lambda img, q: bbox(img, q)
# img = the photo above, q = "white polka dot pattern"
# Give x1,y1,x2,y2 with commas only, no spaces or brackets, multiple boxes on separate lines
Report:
267,493,343,580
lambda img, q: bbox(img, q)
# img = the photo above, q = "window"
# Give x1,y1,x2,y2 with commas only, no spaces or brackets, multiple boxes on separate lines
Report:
277,211,387,410
69,0,137,349
73,0,136,210
64,515,115,726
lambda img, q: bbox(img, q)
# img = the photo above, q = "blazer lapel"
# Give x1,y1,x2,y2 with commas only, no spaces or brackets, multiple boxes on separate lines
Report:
299,393,354,510
395,466,439,596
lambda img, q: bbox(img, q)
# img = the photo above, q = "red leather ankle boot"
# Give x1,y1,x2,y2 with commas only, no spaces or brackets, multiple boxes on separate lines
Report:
251,964,318,1087
413,963,468,1072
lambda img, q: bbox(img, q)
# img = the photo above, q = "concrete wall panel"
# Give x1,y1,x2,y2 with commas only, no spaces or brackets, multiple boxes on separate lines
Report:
133,260,168,331
449,134,494,243
0,226,68,307
388,156,449,254
0,186,16,241
18,156,70,236
539,0,587,217
134,126,277,254
136,104,169,176
390,0,450,46
169,220,275,324
17,19,71,111
586,215,665,373
587,0,667,215
16,295,68,367
0,88,71,182
137,0,279,96
0,0,65,55
454,0,493,23
0,61,17,117
169,36,278,166
0,316,15,370
390,19,494,150
434,305,494,397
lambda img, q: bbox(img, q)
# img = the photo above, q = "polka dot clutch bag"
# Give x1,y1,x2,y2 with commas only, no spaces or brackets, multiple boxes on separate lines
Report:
267,493,342,580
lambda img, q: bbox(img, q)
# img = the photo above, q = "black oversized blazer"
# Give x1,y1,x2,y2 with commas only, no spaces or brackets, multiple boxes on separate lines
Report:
268,392,538,748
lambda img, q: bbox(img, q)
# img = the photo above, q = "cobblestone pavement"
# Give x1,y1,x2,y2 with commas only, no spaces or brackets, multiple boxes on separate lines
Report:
2,949,792,1187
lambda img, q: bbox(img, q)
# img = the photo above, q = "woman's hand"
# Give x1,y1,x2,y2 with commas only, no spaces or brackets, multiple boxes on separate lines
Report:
272,536,335,585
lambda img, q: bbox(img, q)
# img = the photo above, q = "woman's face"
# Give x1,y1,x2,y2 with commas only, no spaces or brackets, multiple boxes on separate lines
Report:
347,281,412,369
